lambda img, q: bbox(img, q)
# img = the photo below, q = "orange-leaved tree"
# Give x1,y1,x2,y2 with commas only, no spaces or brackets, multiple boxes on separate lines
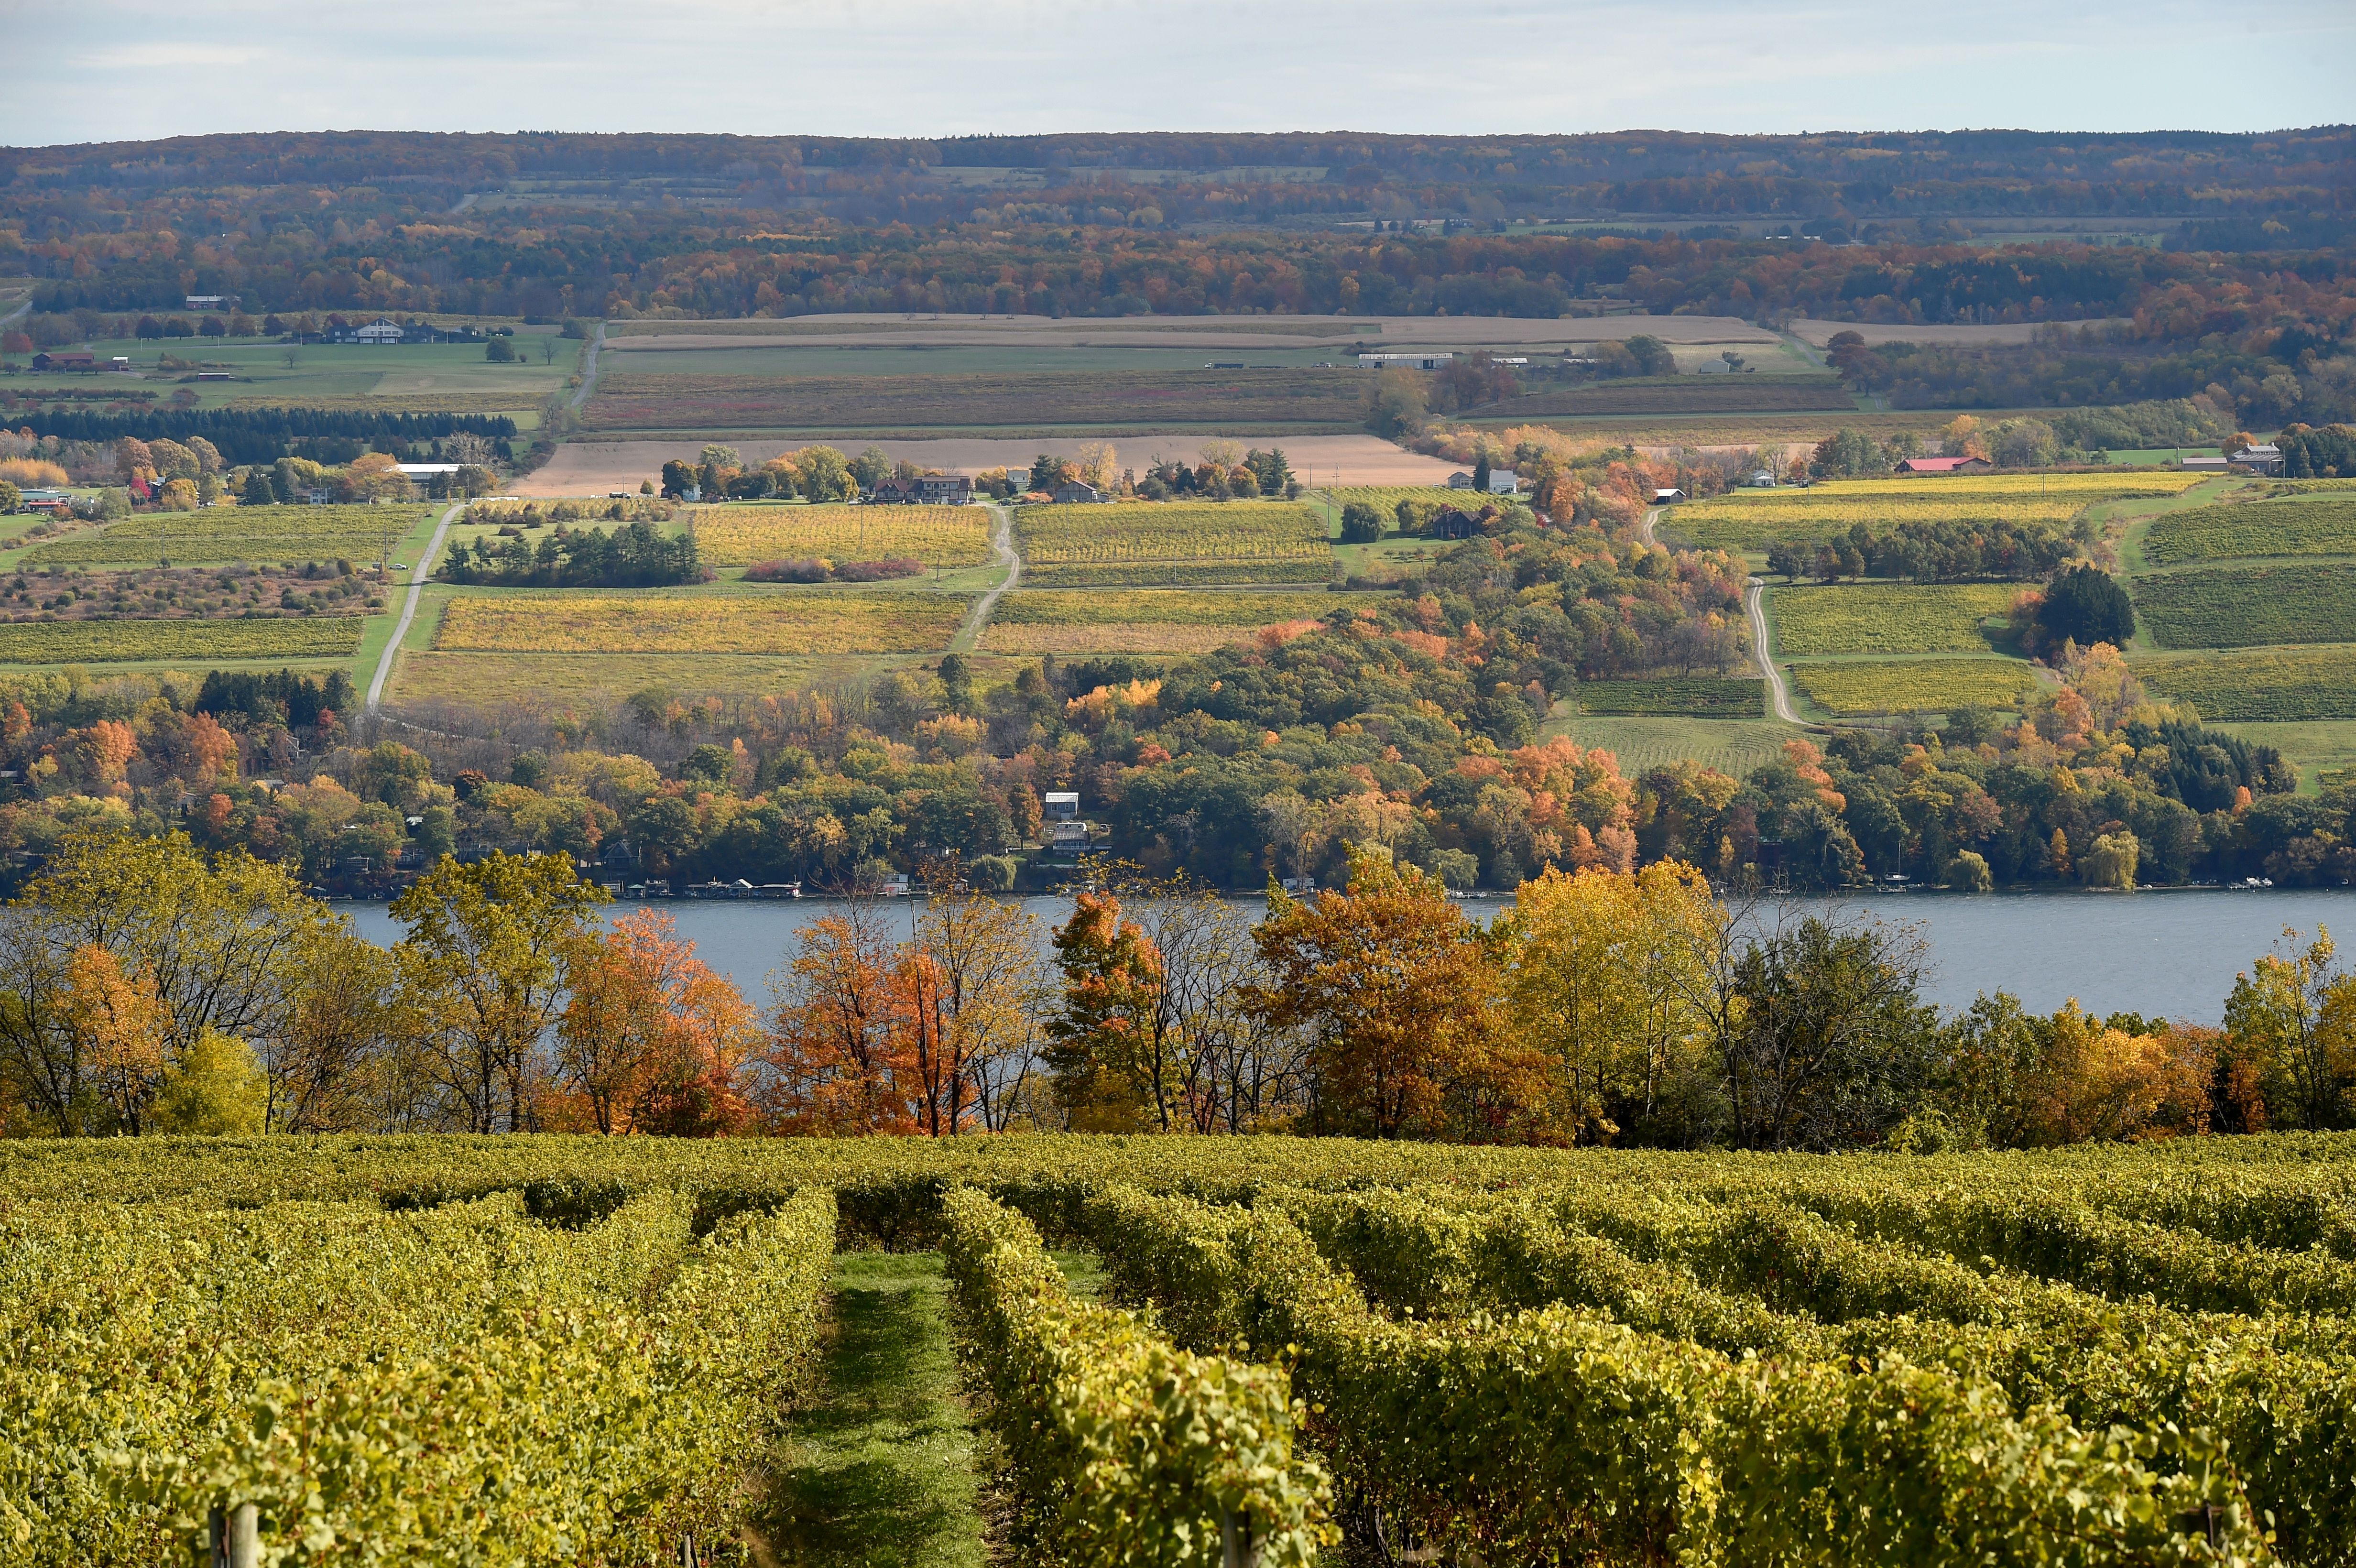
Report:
557,910,757,1135
764,901,918,1133
1246,846,1539,1140
1044,890,1166,1130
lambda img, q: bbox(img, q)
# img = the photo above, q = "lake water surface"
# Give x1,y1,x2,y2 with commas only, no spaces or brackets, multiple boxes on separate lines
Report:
337,888,2356,1027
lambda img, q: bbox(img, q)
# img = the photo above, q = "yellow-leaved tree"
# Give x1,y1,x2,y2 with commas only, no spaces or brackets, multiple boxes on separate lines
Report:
1497,860,1722,1144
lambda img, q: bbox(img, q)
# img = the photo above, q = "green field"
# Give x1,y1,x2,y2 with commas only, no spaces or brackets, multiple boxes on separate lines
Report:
1566,676,1767,718
2134,645,2356,721
33,334,571,414
2210,720,2356,795
585,369,1365,434
2141,491,2356,564
0,615,364,664
2131,562,2356,650
1014,501,1333,587
1542,713,1797,775
389,651,877,707
23,505,432,568
1772,583,2016,656
1790,657,2039,715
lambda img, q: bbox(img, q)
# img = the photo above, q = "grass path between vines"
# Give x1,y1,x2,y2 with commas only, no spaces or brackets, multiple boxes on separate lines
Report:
749,1249,1105,1568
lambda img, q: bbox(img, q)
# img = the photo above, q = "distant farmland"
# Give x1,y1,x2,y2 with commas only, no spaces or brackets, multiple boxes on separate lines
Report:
583,369,1367,432
1470,379,1855,419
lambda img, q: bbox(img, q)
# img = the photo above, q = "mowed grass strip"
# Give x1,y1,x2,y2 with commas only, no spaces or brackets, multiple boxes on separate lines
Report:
1790,657,2037,715
982,589,1322,653
694,505,993,568
584,368,1364,431
2142,491,2356,564
0,616,363,664
434,590,968,655
25,505,431,567
2132,561,2356,650
1772,583,2016,655
1014,501,1331,587
2135,646,2356,721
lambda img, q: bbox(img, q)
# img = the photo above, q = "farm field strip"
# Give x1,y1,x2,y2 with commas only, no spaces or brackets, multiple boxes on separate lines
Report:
980,588,1326,653
2141,491,2356,564
584,368,1367,432
433,589,970,655
2131,562,2356,650
1471,378,1855,417
388,651,883,707
691,504,993,568
22,505,432,567
2133,645,2356,721
1771,582,2017,655
0,615,364,664
1013,500,1333,586
1789,656,2040,715
1566,676,1767,718
1550,715,1795,773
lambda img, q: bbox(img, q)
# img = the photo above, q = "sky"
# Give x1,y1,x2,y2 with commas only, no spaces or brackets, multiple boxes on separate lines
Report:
3,0,2350,147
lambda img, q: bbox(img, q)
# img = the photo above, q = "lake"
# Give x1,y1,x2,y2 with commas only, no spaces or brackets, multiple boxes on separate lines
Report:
335,887,2356,1026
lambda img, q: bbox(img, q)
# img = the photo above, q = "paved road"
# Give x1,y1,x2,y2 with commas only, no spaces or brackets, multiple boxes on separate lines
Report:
951,503,1020,653
567,321,606,412
366,500,465,713
1746,576,1804,724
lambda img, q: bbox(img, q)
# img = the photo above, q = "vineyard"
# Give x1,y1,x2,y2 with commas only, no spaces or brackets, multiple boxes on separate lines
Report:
2141,491,2356,564
693,504,994,569
1567,675,1766,717
10,1130,2352,1566
22,506,430,568
1014,501,1333,587
981,589,1323,654
1772,582,2016,655
0,616,362,664
433,589,969,655
1791,656,2039,714
2131,562,2356,650
2134,646,2356,721
1666,495,2085,553
1318,486,1464,519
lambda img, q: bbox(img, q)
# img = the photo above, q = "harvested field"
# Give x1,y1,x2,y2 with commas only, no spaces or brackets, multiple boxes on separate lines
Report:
1790,657,2038,715
692,504,993,569
2132,562,2356,650
0,616,363,664
2141,491,2356,564
606,313,1775,348
515,436,1460,497
1472,379,1854,418
2135,646,2356,721
1772,583,2016,655
981,589,1321,653
434,589,968,655
223,394,532,414
1788,318,2130,347
584,369,1365,432
1014,501,1332,587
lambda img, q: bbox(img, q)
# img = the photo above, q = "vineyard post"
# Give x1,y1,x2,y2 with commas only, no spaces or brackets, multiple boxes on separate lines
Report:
1220,1507,1258,1568
207,1502,259,1568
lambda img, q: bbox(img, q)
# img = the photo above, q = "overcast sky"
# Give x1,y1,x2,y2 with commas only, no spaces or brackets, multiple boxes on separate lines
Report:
3,0,2349,147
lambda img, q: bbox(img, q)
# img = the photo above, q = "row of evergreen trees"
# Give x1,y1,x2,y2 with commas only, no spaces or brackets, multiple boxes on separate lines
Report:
438,522,706,588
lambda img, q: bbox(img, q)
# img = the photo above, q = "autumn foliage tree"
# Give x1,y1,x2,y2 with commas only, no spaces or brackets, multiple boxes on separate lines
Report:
1247,846,1541,1140
557,910,758,1135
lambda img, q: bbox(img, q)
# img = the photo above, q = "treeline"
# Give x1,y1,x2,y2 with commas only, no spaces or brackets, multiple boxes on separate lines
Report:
439,521,706,588
6,827,2352,1156
6,406,517,468
1829,333,2350,425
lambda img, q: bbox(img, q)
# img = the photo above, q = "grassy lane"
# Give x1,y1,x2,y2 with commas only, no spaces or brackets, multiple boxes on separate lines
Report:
751,1248,1106,1567
754,1252,986,1568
